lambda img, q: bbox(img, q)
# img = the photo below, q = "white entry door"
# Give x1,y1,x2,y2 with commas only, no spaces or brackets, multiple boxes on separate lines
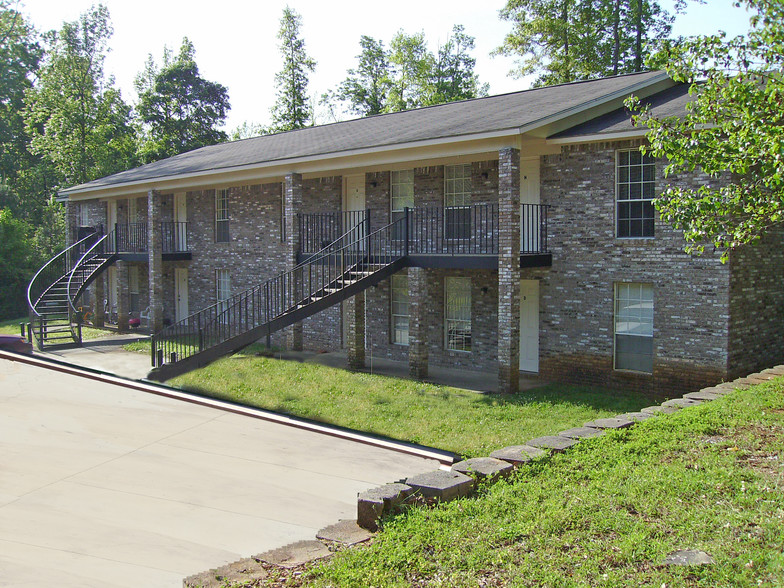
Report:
520,158,541,253
519,279,539,372
174,192,187,251
175,268,189,322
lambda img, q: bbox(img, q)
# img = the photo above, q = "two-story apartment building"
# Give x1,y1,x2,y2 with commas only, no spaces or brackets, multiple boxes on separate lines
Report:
34,70,783,396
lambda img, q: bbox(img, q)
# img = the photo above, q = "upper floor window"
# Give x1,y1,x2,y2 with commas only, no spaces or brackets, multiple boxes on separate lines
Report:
445,164,472,240
391,170,414,239
614,282,653,373
390,273,409,346
78,204,90,227
215,188,230,242
616,149,655,238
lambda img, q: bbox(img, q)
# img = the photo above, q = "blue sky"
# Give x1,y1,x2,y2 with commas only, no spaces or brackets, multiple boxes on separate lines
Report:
20,0,751,131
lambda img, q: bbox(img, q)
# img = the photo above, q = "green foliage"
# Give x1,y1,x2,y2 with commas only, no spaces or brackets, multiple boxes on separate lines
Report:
0,5,42,219
329,26,487,118
270,6,316,132
298,379,784,587
23,4,136,190
135,38,230,163
495,0,678,86
334,35,392,117
629,0,784,259
0,209,36,319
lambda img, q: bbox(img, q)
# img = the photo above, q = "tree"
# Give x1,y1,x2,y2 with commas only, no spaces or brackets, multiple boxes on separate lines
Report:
335,35,392,117
135,38,230,162
431,25,489,105
495,0,677,86
0,208,36,319
387,30,434,111
0,3,42,219
24,4,136,190
270,6,316,132
628,0,783,260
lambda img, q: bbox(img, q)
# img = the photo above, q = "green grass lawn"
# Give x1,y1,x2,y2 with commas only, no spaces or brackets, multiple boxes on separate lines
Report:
170,350,648,458
258,376,784,587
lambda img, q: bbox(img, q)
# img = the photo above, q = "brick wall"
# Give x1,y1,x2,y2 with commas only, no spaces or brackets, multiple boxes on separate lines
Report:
538,140,731,396
728,227,784,377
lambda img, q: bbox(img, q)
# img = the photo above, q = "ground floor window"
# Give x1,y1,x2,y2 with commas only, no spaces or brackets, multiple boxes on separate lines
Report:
129,266,140,314
216,269,231,315
614,282,653,373
445,276,471,352
390,273,409,345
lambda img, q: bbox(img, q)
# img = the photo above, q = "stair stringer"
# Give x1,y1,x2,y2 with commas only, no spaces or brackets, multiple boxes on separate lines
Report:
147,258,408,382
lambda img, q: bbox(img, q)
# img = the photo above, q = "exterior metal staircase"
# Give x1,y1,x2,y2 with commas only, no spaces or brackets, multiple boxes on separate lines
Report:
148,215,408,381
27,230,117,349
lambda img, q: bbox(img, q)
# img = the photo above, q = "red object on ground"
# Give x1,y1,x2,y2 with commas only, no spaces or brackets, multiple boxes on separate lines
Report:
128,318,141,329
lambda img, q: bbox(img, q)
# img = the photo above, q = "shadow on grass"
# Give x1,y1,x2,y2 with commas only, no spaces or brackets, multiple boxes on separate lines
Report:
475,383,649,414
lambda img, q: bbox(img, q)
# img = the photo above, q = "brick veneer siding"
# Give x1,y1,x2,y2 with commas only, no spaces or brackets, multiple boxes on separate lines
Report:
728,227,784,377
538,140,730,396
365,268,499,373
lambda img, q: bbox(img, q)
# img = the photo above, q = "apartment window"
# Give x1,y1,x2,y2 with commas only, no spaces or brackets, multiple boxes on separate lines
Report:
390,273,409,345
129,266,140,314
78,204,90,227
444,164,472,240
216,269,231,316
617,149,655,238
445,277,471,352
215,189,230,242
391,169,414,239
614,282,653,373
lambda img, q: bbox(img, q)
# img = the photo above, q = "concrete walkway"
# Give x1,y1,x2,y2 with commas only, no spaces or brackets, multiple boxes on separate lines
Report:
35,331,545,393
0,355,440,588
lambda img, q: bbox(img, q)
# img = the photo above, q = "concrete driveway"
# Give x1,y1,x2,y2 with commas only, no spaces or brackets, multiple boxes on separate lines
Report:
0,354,442,588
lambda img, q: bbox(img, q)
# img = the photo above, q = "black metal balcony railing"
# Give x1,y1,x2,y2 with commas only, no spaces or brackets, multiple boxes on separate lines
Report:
106,222,190,254
298,210,368,253
298,203,550,257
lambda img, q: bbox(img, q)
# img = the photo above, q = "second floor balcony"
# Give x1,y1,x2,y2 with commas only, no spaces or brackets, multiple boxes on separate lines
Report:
74,222,192,261
297,203,552,269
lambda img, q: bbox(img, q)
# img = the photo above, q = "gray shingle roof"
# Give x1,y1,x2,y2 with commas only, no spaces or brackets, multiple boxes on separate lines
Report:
63,70,669,195
550,83,692,138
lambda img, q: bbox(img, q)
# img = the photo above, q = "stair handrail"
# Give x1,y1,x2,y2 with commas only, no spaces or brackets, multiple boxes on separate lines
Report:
151,213,406,368
66,229,114,318
27,232,102,318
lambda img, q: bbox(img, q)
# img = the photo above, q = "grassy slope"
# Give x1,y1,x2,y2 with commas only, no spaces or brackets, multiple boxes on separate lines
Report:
170,353,647,458
287,377,784,587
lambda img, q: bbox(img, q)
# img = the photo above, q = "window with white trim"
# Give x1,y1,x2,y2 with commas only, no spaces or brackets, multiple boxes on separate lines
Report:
614,282,653,373
129,266,141,314
391,170,414,239
445,277,471,352
616,149,655,238
390,273,409,345
215,189,230,242
78,204,90,227
444,164,472,240
216,269,231,314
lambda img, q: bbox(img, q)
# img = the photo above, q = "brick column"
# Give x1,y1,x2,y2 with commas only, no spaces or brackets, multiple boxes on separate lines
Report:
346,292,365,370
92,276,105,328
498,147,521,394
408,267,429,379
148,189,164,333
116,261,129,332
284,173,303,350
65,201,77,247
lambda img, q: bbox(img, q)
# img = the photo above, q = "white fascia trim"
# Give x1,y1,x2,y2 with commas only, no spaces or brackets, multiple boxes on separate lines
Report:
517,72,673,136
59,128,522,199
547,129,647,145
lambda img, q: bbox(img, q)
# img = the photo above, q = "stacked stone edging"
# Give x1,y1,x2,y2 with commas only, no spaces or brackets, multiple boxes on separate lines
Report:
354,366,784,533
182,366,783,586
